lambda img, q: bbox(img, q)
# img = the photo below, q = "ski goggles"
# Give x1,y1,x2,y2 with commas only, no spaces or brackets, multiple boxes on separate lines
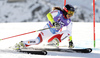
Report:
63,7,74,15
67,11,74,15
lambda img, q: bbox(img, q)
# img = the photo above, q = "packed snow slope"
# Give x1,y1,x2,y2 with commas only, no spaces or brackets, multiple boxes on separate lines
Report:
0,22,100,58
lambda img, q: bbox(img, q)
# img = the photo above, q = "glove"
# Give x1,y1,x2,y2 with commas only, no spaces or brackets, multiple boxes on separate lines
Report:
68,40,74,49
53,22,61,30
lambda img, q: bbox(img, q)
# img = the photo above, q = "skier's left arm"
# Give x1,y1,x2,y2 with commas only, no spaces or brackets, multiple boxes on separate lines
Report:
66,22,72,41
66,22,74,48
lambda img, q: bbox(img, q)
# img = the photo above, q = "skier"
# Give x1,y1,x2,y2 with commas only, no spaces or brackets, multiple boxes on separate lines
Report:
15,4,75,49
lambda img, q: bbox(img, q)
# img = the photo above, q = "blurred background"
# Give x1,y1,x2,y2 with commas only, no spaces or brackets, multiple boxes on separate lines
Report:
0,0,100,23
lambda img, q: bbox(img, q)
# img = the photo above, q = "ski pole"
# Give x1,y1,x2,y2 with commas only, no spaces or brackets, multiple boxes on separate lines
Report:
0,27,55,41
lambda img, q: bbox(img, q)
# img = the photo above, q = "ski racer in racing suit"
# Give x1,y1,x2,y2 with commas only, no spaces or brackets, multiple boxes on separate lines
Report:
15,4,75,49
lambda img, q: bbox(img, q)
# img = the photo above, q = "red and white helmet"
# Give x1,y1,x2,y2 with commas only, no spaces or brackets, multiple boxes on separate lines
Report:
63,4,75,16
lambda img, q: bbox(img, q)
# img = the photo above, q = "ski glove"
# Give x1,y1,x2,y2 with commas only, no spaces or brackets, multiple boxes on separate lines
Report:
68,40,74,49
53,22,61,30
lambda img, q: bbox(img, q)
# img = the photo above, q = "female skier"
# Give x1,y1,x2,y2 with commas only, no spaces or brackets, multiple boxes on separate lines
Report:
15,4,75,49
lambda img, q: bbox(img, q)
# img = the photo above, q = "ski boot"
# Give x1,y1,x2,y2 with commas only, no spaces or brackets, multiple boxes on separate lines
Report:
68,40,74,49
47,38,59,47
14,41,26,50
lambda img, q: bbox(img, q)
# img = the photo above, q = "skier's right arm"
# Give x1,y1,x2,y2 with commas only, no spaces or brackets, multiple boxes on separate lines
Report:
47,13,55,24
47,11,61,30
47,10,60,24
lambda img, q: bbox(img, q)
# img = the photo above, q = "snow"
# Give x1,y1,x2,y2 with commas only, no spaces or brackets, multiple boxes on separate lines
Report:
0,0,100,58
0,22,100,58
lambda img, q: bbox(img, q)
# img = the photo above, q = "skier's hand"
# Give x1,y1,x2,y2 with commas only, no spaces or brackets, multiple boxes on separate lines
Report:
68,40,74,49
53,22,61,30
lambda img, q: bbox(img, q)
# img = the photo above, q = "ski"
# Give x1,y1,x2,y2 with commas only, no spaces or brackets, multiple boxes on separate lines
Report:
20,47,92,54
17,49,47,55
44,48,92,53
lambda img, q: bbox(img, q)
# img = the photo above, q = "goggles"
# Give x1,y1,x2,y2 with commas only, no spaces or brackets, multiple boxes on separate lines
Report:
67,11,74,15
63,7,74,15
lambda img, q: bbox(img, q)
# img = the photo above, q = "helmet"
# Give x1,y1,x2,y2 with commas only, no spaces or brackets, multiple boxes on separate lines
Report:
63,4,75,16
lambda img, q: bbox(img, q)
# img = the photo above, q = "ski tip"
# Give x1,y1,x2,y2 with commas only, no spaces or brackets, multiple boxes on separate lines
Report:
42,50,47,55
86,48,92,53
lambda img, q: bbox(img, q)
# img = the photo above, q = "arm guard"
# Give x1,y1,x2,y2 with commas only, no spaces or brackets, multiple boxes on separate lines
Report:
47,13,55,24
69,36,72,42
